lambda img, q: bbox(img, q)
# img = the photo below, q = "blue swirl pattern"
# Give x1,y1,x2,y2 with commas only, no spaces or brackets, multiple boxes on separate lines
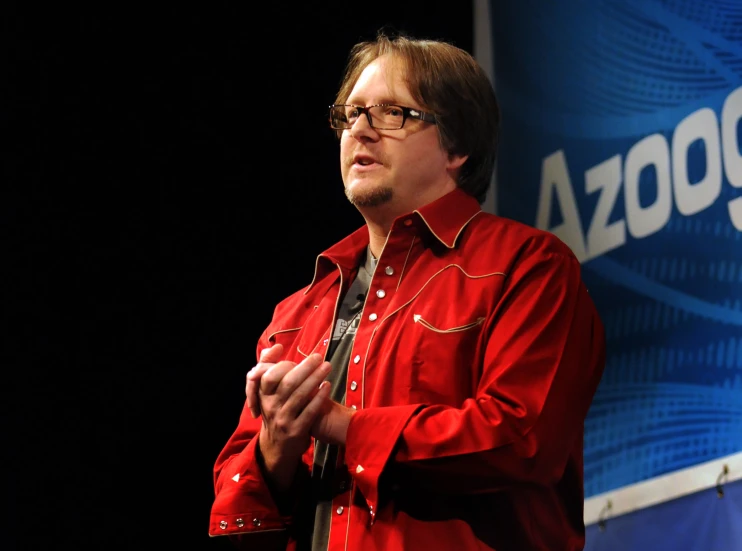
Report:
490,0,742,497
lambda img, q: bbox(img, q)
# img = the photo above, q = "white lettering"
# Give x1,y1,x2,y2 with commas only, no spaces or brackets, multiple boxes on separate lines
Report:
672,107,722,216
624,134,673,239
535,150,587,262
537,84,742,261
585,154,625,258
721,85,742,229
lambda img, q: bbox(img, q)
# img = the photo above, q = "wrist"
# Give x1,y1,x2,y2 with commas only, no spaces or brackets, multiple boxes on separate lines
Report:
330,406,357,446
257,430,300,493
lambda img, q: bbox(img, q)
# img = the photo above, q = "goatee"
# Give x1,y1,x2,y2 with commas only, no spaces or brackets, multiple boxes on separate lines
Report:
345,186,393,208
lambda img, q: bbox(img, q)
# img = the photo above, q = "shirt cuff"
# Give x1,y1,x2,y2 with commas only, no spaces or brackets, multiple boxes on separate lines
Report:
209,436,307,536
343,404,422,521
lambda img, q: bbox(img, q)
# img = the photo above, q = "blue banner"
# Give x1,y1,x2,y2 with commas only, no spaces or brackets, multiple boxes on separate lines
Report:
489,0,742,500
585,480,742,550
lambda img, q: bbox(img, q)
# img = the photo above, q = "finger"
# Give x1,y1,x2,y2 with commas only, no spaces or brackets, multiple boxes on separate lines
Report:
273,354,326,399
294,380,332,430
246,361,281,417
281,360,332,418
246,375,262,418
246,347,283,418
259,343,284,363
260,358,304,396
245,345,291,414
247,361,272,381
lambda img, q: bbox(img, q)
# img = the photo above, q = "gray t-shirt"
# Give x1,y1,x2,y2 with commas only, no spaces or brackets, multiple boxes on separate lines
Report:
311,248,377,551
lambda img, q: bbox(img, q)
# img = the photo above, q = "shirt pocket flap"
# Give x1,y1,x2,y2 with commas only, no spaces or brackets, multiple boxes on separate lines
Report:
412,313,485,334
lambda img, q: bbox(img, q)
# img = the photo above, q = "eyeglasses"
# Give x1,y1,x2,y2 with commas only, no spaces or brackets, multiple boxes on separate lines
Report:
329,104,437,130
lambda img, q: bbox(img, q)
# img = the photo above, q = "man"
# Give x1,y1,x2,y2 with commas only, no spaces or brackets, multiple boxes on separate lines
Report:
209,31,606,551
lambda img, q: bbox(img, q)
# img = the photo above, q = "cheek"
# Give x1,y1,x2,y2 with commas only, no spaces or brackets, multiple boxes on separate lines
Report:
405,134,448,170
339,135,351,178
339,133,352,156
405,149,446,177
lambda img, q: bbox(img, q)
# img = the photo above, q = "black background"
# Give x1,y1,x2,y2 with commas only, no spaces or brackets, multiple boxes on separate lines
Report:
7,3,473,550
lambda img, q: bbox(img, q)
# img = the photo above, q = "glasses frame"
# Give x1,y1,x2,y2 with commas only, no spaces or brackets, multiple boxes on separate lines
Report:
329,104,437,130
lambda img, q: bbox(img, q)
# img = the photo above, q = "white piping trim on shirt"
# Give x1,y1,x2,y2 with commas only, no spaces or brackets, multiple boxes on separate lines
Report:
396,236,416,292
300,262,345,361
361,264,507,409
305,254,324,295
267,327,302,342
413,210,483,248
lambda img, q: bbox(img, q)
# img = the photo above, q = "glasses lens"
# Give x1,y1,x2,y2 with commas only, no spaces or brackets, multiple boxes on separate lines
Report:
329,105,406,129
330,105,353,129
368,105,404,129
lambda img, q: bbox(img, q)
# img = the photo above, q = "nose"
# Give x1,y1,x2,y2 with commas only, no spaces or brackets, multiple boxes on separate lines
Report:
348,109,379,141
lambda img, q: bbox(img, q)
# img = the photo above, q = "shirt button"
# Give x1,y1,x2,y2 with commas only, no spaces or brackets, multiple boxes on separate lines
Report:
336,506,344,515
350,381,358,391
219,521,228,530
385,266,394,275
376,289,386,298
368,313,377,321
353,355,360,364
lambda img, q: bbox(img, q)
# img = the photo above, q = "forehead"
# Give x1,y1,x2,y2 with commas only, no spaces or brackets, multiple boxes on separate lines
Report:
347,55,415,106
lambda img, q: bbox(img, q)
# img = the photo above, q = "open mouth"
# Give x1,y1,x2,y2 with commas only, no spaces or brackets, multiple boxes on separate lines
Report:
352,153,380,167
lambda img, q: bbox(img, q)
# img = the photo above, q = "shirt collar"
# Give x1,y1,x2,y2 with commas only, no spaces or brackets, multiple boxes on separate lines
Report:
306,188,482,292
410,187,482,249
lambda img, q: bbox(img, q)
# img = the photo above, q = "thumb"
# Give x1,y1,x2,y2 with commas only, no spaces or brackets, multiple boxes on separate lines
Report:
259,342,284,362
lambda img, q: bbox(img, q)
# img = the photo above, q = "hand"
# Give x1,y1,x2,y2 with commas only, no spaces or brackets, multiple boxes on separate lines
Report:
311,399,357,447
257,353,332,490
246,343,284,419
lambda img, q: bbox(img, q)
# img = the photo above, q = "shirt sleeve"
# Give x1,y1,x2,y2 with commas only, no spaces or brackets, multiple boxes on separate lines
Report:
344,238,606,514
208,327,311,544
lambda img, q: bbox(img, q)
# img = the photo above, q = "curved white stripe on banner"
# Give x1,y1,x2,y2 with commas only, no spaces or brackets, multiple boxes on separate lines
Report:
584,451,742,526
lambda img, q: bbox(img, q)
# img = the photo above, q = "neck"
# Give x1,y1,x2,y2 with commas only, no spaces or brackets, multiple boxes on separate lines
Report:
354,202,399,258
365,219,389,259
357,184,456,257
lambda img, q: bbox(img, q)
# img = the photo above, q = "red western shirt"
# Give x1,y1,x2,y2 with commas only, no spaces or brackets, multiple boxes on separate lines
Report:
209,188,606,550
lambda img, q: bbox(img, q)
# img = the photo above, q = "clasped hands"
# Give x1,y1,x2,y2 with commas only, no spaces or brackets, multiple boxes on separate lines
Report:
245,343,355,480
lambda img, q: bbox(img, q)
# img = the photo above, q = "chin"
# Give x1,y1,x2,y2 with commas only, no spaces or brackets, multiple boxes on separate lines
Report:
345,184,393,208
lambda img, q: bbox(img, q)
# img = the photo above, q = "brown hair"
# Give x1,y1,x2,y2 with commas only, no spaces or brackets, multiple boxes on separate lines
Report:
334,30,500,204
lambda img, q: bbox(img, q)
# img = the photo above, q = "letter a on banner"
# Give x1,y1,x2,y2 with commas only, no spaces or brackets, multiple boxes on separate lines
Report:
535,150,587,262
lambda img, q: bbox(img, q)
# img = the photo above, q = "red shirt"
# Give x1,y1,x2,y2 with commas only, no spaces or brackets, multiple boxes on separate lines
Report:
209,188,606,550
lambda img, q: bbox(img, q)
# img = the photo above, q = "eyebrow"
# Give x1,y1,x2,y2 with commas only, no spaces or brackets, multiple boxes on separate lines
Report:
345,97,409,106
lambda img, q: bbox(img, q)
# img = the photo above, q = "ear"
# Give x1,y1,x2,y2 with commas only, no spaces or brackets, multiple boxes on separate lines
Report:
445,152,468,172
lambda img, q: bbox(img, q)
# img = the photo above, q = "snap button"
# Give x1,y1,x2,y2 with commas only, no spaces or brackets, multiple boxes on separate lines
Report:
385,266,394,275
336,506,344,515
219,520,228,530
353,355,360,364
376,289,386,298
236,518,244,528
368,313,377,321
350,381,358,391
